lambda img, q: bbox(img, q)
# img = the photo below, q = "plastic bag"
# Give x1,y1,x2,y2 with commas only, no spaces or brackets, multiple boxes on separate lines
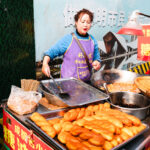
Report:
7,85,42,115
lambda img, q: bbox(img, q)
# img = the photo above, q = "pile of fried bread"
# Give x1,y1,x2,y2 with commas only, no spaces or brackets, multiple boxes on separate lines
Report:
105,82,140,93
30,102,146,150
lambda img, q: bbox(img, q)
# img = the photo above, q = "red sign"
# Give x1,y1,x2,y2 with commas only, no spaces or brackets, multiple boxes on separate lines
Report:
138,25,150,61
3,109,54,150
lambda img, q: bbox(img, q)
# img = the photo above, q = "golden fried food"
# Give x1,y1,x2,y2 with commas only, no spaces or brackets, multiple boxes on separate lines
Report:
86,105,94,111
98,104,104,111
124,114,141,126
41,125,56,138
83,116,95,121
64,109,79,121
86,119,116,133
88,135,105,146
136,124,146,132
66,140,90,150
79,131,95,140
93,105,99,112
70,125,89,136
103,141,113,150
66,134,90,150
92,127,114,141
57,131,71,144
53,122,62,134
121,127,134,137
103,102,111,109
76,108,85,119
85,109,93,116
114,135,123,144
115,127,121,135
120,132,130,141
73,119,85,126
30,106,147,150
30,112,48,125
48,118,60,125
110,138,118,147
94,113,123,129
82,141,103,150
61,121,74,132
106,82,140,93
30,112,56,138
35,121,49,127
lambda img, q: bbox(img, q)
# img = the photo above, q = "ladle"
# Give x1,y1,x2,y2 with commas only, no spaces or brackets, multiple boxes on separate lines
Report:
103,83,113,103
49,74,70,99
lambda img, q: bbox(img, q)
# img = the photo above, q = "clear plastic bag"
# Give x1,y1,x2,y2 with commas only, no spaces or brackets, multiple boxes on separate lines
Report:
7,85,42,115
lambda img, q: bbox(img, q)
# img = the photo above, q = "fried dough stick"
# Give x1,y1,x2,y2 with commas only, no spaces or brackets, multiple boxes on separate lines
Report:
30,112,56,138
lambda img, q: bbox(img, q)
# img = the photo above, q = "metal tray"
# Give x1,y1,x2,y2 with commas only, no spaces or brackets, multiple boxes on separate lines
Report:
26,109,149,150
40,77,109,107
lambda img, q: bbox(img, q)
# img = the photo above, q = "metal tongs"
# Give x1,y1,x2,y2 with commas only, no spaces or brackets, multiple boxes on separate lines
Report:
49,74,70,99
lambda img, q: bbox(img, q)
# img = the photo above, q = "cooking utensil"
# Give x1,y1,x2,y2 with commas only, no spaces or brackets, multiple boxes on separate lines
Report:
103,83,113,103
91,69,139,88
49,74,70,99
40,78,109,107
109,91,150,120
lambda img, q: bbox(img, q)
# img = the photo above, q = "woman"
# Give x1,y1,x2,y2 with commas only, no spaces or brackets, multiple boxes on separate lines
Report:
42,8,101,82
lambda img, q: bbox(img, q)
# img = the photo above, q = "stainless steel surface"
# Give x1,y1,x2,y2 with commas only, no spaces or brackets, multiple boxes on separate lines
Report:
91,69,139,88
40,77,109,107
26,109,149,150
109,92,150,120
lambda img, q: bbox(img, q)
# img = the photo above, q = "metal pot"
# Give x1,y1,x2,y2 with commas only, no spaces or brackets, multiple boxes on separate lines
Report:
109,92,150,120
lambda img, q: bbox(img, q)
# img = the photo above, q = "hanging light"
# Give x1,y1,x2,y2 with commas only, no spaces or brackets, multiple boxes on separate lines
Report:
117,10,150,36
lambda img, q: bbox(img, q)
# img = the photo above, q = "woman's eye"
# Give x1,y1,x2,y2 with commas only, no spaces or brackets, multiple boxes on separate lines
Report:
81,21,91,24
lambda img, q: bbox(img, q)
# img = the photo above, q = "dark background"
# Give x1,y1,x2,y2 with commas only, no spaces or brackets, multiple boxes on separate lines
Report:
0,0,35,101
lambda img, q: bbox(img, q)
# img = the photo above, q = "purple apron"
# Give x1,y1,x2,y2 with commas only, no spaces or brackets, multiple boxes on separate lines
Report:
61,36,94,81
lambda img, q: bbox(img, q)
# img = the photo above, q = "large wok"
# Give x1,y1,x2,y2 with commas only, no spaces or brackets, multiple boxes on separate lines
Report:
91,69,150,120
91,69,139,88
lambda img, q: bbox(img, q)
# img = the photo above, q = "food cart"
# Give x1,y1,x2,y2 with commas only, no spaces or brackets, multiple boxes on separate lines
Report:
2,71,150,150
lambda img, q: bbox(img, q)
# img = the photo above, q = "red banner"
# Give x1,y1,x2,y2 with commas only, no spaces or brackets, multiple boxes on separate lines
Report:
3,109,54,150
138,25,150,61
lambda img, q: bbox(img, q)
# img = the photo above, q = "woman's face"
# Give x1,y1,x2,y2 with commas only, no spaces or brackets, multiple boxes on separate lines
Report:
75,13,92,35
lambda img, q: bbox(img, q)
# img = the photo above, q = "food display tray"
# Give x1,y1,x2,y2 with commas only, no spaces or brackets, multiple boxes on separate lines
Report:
26,109,149,150
40,77,109,107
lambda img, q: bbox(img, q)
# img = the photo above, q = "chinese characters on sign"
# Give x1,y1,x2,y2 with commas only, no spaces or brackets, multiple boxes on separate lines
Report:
63,3,125,28
138,25,150,61
3,110,54,150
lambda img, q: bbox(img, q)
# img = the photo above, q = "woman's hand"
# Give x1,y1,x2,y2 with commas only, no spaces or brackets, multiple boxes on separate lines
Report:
92,60,101,71
42,64,50,77
42,56,51,77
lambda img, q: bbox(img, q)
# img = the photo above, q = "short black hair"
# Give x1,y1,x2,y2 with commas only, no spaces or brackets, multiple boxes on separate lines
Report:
74,8,94,23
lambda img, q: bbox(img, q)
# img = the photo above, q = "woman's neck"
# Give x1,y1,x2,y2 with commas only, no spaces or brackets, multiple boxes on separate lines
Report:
76,30,88,37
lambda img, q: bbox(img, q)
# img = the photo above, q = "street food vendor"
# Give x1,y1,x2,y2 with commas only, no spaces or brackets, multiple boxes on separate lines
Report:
42,8,101,82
